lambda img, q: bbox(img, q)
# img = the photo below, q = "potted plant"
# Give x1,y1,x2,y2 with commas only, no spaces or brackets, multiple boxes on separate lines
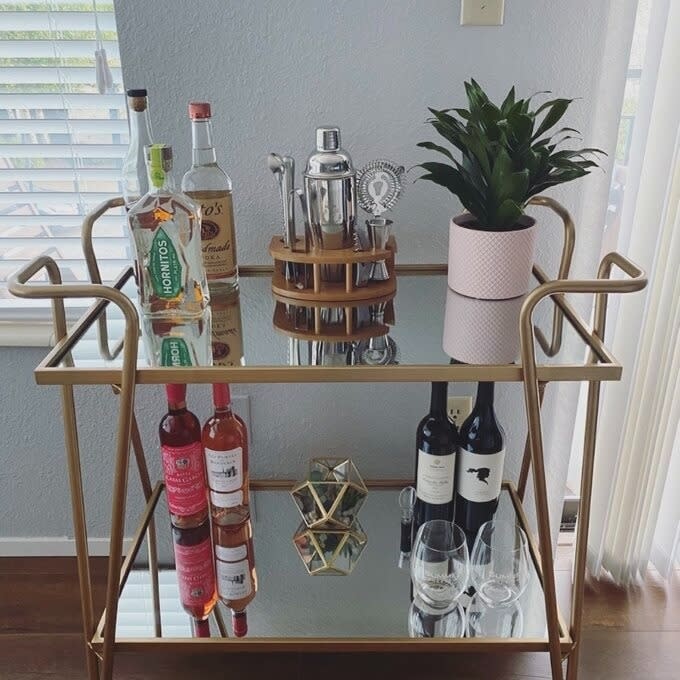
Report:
417,79,603,300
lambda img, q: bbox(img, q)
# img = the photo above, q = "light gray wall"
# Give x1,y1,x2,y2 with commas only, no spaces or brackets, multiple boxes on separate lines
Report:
0,0,637,546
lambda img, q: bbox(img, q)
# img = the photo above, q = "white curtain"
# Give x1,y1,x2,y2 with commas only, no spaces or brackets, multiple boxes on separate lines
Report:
588,0,680,585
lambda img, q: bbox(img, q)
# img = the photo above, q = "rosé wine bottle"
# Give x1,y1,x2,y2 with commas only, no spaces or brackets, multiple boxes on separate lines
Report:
172,519,217,632
202,384,249,526
159,384,208,528
213,520,257,637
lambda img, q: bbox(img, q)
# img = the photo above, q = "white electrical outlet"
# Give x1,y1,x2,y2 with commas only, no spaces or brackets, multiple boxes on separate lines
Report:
447,396,473,427
460,0,505,26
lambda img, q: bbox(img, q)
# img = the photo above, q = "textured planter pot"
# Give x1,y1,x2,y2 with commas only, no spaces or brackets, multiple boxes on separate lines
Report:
442,288,524,365
448,214,537,300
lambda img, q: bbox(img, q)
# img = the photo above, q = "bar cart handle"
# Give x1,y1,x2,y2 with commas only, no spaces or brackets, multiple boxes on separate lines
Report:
527,195,575,357
81,196,127,361
7,254,139,359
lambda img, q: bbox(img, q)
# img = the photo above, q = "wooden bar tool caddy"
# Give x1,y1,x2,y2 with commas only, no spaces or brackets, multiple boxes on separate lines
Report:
268,128,401,308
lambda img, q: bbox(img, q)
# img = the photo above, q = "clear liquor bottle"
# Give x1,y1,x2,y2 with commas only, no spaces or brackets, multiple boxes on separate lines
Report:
122,88,153,209
127,143,210,320
181,102,239,293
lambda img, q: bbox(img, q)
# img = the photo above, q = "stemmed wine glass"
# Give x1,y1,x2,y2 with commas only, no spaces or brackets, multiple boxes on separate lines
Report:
408,520,469,638
470,519,530,608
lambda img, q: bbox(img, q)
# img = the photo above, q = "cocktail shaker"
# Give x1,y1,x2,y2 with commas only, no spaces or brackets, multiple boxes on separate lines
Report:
303,126,356,250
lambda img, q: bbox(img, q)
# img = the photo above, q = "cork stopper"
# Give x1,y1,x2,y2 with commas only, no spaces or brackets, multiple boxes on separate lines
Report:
189,101,212,119
126,88,148,112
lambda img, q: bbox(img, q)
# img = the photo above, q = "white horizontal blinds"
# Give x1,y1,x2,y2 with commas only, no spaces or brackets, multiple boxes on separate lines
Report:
0,0,131,303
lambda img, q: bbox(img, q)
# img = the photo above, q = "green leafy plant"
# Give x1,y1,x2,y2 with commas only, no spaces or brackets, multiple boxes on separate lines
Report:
417,79,605,230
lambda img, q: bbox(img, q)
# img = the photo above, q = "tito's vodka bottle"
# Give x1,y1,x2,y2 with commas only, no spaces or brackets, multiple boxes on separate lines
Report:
182,102,239,293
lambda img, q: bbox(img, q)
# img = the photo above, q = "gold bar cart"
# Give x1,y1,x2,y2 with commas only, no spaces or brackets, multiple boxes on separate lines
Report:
8,196,646,680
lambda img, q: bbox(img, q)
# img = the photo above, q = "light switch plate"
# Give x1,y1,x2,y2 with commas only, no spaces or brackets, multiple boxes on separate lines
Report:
460,0,505,26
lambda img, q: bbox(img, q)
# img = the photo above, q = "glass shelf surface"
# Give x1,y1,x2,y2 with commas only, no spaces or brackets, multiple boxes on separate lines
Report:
49,270,600,381
116,488,557,642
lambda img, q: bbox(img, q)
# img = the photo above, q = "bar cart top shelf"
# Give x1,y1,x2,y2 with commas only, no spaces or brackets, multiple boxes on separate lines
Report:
19,264,633,386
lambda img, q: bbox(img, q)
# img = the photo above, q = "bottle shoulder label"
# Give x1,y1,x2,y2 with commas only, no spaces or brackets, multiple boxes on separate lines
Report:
456,448,505,503
416,449,455,505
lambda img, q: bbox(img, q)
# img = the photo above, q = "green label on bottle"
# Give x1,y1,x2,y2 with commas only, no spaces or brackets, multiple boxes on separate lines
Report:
150,228,182,298
161,337,192,367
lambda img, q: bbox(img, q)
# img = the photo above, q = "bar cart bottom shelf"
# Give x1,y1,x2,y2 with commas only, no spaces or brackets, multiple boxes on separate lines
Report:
93,482,572,655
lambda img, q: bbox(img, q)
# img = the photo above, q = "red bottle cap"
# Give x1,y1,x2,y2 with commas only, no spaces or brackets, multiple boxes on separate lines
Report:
189,101,211,119
191,618,211,638
232,610,247,637
165,383,187,405
212,383,231,410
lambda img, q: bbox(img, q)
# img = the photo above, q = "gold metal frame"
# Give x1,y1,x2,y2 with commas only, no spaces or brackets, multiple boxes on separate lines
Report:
6,197,647,680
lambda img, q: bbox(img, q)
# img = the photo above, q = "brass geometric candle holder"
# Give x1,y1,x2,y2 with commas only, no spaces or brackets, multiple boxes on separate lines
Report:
290,458,368,529
292,519,368,575
291,457,369,575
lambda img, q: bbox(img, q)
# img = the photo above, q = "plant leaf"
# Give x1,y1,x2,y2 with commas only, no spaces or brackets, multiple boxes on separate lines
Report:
416,141,456,162
533,98,573,140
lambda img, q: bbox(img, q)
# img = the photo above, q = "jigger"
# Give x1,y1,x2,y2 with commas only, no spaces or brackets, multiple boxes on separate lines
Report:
367,217,392,281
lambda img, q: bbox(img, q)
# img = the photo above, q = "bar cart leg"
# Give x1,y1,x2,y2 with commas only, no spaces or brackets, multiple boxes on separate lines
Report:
130,411,162,637
565,378,601,680
61,384,100,680
522,376,565,680
518,380,547,501
101,379,137,679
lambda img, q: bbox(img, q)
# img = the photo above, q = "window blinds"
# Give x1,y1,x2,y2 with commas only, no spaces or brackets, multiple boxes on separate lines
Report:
0,1,129,309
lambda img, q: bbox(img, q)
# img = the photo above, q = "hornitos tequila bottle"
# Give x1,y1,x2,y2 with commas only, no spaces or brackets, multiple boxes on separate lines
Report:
128,143,212,367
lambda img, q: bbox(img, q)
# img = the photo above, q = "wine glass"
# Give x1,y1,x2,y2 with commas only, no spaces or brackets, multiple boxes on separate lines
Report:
466,592,524,638
411,520,469,608
470,519,530,608
408,596,466,638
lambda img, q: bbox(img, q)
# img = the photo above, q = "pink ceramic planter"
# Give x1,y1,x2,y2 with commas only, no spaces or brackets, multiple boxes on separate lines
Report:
442,288,525,365
448,214,537,300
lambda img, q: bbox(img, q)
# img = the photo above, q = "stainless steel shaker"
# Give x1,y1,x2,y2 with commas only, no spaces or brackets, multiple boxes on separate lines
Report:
303,126,356,250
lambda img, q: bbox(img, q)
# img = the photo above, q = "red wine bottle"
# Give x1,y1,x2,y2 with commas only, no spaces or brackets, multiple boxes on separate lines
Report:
454,382,505,543
159,384,208,528
412,382,457,539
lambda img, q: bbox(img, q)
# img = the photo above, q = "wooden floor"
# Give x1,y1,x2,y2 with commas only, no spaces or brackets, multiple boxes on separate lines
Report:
0,554,678,679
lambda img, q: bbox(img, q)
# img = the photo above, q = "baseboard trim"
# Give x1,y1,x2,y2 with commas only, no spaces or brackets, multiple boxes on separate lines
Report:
0,537,133,557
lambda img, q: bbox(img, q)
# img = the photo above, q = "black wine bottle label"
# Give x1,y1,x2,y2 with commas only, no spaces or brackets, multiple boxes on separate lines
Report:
456,448,505,503
416,449,455,505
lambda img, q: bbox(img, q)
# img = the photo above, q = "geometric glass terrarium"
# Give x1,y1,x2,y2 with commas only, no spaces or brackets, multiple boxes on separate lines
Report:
290,458,368,530
292,518,368,575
